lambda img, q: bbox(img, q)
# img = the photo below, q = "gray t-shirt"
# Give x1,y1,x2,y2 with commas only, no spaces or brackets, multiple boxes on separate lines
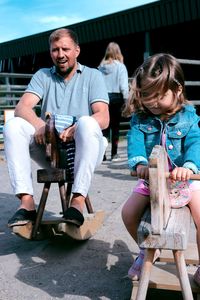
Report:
25,63,109,120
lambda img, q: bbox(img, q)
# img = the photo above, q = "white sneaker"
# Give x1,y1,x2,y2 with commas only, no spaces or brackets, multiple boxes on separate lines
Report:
111,154,121,161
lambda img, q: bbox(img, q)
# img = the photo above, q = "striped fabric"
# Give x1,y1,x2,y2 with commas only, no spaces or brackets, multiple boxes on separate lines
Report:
53,114,77,180
54,114,76,133
58,140,75,180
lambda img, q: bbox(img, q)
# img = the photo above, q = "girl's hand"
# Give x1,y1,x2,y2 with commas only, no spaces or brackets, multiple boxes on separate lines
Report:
170,167,193,182
136,165,149,180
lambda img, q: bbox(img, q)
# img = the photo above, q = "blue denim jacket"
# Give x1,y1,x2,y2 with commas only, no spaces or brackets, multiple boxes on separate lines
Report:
127,105,200,174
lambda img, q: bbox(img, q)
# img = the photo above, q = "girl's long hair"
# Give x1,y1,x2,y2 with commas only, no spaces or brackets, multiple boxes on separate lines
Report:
122,53,190,118
100,42,124,64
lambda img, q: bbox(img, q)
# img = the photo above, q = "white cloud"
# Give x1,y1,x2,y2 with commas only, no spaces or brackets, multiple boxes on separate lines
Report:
38,15,83,26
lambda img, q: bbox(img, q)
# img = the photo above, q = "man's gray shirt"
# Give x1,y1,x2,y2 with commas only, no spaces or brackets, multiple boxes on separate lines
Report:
25,63,109,120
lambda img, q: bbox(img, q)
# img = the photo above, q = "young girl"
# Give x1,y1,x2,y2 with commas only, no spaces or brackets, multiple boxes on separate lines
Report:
121,53,200,286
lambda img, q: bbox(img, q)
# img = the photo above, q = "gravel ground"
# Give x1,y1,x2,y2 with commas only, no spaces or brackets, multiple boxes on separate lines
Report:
0,140,196,300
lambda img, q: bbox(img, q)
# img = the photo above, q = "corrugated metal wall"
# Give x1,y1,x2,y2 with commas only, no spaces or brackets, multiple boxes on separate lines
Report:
0,0,199,60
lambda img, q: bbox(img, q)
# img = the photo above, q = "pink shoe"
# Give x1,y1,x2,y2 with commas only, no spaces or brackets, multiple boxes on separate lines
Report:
128,249,161,281
194,266,200,286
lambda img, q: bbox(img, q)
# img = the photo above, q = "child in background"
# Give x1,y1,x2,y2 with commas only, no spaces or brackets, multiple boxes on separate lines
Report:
121,53,200,285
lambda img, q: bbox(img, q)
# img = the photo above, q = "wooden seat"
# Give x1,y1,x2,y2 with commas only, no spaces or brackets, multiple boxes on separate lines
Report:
130,145,200,300
13,113,104,240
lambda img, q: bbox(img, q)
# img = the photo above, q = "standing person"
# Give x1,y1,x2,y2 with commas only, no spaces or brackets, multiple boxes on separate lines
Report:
98,42,129,161
121,53,200,285
4,28,109,228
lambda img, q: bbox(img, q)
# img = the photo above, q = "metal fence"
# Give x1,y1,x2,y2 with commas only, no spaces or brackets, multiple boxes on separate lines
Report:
0,73,32,147
1,60,200,146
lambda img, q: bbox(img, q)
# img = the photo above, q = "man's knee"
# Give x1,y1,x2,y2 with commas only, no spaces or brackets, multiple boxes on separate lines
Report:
75,116,101,137
4,117,35,139
4,117,20,139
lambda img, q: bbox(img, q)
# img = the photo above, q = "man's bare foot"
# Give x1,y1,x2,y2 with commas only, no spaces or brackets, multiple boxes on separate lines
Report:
18,194,36,211
70,193,85,213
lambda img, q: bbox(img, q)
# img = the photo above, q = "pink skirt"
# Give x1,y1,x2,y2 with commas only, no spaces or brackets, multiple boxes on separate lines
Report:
134,179,200,208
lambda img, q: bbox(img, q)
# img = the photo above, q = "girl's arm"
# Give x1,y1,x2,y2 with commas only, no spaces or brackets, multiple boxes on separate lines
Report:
183,117,200,173
136,164,149,180
127,116,148,171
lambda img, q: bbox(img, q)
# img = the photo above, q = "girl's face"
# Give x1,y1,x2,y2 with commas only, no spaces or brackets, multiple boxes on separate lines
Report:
142,89,176,115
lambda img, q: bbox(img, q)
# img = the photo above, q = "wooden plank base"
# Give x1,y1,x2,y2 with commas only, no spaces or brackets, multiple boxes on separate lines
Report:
12,222,57,240
131,263,200,300
12,210,104,240
55,210,105,240
130,245,200,300
12,221,34,240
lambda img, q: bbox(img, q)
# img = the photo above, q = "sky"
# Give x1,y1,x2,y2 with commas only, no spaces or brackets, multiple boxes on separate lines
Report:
0,0,158,43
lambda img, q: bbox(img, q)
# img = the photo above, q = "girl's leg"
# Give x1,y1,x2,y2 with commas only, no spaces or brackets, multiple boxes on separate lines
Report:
188,190,200,263
127,248,161,280
122,191,150,280
121,191,149,241
188,190,200,286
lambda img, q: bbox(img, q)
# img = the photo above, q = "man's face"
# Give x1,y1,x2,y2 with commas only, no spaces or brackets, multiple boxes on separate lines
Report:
50,36,80,77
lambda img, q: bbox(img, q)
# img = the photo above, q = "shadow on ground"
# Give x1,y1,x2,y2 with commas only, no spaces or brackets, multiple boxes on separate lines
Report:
0,192,133,300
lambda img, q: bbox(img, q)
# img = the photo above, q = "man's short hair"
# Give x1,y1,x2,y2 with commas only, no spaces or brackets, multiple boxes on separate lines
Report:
49,28,79,46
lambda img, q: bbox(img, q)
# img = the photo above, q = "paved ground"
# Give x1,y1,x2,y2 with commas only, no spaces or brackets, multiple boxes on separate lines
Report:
0,140,197,300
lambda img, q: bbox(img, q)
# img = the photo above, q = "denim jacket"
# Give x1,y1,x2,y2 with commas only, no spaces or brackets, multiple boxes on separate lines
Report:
127,105,200,174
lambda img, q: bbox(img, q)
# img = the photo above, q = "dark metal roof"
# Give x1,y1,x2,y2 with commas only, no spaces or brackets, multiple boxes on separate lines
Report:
0,0,199,60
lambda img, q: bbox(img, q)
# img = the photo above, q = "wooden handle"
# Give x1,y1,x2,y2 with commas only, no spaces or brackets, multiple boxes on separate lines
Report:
131,171,200,180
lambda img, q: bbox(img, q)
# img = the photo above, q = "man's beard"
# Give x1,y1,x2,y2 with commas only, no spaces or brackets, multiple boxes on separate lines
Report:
56,66,74,77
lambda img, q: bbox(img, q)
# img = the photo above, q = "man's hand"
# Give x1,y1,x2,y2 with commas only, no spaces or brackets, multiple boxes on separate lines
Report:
59,124,76,142
34,125,46,144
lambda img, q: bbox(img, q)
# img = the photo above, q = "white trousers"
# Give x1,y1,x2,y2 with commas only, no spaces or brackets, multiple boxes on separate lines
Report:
3,116,107,198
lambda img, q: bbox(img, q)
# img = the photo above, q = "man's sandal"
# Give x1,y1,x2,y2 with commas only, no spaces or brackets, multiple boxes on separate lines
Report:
8,208,37,228
63,207,84,227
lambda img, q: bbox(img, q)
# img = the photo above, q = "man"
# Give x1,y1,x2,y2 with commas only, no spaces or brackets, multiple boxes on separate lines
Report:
4,28,109,228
